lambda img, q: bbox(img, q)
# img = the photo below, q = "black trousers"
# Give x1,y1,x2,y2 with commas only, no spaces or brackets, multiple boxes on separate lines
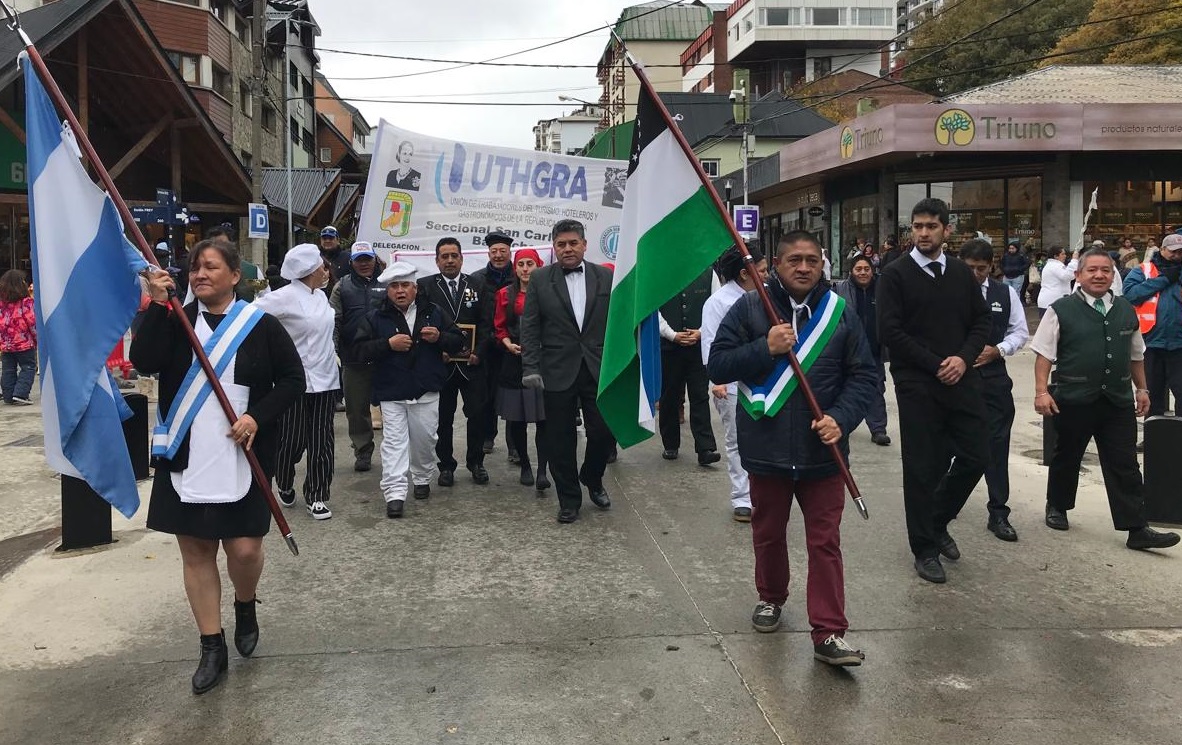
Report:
1144,347,1182,417
544,363,614,512
895,377,990,559
1047,397,1146,530
482,346,503,444
436,366,486,472
658,344,717,454
275,390,337,504
981,372,1016,520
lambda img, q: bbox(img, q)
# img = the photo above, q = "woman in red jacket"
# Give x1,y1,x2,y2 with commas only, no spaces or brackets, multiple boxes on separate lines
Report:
0,269,36,405
493,249,549,491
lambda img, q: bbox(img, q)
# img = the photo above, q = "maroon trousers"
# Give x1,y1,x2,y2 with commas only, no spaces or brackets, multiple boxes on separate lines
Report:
749,472,847,645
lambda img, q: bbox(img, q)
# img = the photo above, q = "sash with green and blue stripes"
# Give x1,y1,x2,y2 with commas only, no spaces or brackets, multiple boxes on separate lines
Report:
151,300,263,458
738,291,845,420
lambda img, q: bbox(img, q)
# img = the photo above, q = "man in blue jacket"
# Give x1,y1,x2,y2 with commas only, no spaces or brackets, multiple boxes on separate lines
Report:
1123,233,1182,419
351,262,464,518
708,231,876,667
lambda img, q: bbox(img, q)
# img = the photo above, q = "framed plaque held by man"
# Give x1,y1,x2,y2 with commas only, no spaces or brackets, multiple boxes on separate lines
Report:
455,323,477,359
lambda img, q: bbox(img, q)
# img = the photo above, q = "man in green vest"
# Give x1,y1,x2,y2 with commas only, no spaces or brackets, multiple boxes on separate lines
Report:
658,268,720,466
1031,248,1180,550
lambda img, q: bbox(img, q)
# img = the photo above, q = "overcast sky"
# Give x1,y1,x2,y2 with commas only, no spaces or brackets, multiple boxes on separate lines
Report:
312,0,659,150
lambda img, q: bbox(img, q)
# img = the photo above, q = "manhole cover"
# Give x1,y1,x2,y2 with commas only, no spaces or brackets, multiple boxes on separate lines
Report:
4,435,42,448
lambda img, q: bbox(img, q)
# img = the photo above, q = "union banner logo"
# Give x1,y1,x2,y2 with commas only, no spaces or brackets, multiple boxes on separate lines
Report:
381,190,414,237
839,127,855,159
935,109,975,146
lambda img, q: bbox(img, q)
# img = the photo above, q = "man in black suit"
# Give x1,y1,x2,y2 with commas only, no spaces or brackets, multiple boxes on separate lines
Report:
418,237,492,486
878,198,992,584
520,219,614,523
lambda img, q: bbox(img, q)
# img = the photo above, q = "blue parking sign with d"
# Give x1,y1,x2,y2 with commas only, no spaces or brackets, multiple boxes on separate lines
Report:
248,203,269,239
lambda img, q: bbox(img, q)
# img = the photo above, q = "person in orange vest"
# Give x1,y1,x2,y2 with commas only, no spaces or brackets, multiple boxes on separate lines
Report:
1123,233,1182,418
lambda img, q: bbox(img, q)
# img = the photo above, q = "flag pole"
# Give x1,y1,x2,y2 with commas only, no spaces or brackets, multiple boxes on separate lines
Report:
613,34,868,520
4,8,300,553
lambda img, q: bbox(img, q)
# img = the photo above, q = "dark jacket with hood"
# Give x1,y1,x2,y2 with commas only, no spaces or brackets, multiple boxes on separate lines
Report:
834,275,881,361
707,275,877,479
350,294,464,403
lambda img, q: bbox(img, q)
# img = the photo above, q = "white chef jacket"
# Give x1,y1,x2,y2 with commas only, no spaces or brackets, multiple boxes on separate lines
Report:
253,281,340,393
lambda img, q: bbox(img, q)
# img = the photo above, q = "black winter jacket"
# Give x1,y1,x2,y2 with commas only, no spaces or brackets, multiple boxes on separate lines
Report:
707,277,877,479
350,295,464,403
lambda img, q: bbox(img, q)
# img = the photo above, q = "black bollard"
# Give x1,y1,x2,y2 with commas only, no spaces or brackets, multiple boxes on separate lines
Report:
1143,416,1182,526
58,392,149,551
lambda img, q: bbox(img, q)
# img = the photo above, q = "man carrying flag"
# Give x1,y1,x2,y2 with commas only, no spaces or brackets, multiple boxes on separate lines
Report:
24,53,145,519
708,231,876,667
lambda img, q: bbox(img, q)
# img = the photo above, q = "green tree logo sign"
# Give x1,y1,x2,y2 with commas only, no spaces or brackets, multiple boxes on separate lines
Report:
935,109,976,146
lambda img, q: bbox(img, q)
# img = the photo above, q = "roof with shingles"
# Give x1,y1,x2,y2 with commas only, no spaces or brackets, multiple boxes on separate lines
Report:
613,2,713,41
943,65,1182,104
257,167,340,218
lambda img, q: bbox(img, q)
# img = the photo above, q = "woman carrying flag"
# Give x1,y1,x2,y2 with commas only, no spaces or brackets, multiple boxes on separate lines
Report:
131,240,304,695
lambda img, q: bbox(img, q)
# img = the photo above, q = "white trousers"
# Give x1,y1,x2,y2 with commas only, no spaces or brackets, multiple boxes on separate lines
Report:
713,391,751,509
379,394,440,503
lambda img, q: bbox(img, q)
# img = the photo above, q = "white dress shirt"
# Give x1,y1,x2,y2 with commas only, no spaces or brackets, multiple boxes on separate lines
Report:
565,263,587,331
1030,288,1145,362
1037,258,1077,309
700,280,747,395
909,246,947,278
981,279,1029,357
253,281,340,393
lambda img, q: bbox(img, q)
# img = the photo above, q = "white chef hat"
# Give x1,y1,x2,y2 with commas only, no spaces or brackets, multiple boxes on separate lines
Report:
378,261,418,284
280,243,324,280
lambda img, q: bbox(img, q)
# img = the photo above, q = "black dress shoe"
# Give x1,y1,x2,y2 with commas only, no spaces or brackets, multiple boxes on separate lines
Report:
482,438,495,454
354,455,371,472
470,465,490,485
732,507,752,523
386,499,404,518
1127,526,1181,550
588,486,611,509
233,598,259,657
535,472,551,493
661,449,678,460
914,556,946,584
192,630,228,695
413,484,430,500
988,516,1019,542
697,450,721,466
1045,505,1069,531
438,470,454,487
937,531,960,561
519,464,535,486
871,432,891,446
557,507,579,523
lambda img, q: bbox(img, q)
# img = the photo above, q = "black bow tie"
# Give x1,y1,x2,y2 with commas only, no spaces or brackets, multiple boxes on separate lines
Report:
562,265,584,275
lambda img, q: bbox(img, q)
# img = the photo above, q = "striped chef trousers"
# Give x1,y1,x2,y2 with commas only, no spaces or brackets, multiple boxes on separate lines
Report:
274,389,337,503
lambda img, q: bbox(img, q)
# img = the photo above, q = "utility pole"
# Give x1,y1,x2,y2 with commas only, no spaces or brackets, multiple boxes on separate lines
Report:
249,0,266,268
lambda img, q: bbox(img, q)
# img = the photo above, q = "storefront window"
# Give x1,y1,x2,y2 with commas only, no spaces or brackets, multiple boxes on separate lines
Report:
1008,176,1042,253
840,195,877,273
0,206,29,272
897,178,1041,257
1085,181,1165,251
896,183,926,244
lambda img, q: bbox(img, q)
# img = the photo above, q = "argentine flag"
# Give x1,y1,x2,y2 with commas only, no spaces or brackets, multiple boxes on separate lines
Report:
24,58,146,518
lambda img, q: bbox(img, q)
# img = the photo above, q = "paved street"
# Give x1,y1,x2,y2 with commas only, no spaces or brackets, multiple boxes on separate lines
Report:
2,342,1182,745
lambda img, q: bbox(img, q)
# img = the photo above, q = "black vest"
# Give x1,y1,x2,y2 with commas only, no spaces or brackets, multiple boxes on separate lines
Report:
979,279,1010,379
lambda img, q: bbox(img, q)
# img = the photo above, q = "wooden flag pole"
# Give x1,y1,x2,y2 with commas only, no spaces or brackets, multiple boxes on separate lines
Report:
614,35,868,519
6,10,301,552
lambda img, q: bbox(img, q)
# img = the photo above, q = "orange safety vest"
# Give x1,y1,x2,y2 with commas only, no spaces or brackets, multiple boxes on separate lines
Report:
1135,261,1159,334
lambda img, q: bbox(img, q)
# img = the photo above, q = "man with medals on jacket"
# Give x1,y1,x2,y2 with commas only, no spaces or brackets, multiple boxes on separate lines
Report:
418,237,493,486
350,262,464,518
708,231,876,667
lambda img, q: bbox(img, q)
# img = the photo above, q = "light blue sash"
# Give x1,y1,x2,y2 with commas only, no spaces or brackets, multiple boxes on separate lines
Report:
151,300,263,458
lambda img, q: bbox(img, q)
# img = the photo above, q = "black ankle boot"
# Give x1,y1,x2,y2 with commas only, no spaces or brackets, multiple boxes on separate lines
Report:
519,461,535,486
233,598,260,657
192,630,228,695
535,465,551,493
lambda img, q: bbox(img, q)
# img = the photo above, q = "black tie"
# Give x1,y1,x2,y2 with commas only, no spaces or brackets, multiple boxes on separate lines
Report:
930,263,942,279
563,265,584,275
448,279,459,303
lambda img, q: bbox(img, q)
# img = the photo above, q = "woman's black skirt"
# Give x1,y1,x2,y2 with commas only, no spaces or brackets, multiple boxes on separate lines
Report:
146,467,271,540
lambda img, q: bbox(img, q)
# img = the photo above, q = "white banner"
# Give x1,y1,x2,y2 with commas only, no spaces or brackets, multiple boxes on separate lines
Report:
357,121,629,263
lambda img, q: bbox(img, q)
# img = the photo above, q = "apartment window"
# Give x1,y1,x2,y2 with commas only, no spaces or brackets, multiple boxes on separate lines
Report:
852,7,891,25
731,24,739,39
290,117,300,146
170,0,200,5
700,159,720,178
289,62,300,91
212,64,231,99
813,57,833,78
211,0,228,21
808,7,844,25
262,105,276,132
166,51,200,85
235,13,249,44
240,150,252,169
742,10,754,32
302,129,314,155
239,86,251,116
764,7,800,25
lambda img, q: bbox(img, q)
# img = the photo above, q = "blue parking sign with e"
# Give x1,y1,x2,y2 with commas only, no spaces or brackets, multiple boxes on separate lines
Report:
248,203,269,239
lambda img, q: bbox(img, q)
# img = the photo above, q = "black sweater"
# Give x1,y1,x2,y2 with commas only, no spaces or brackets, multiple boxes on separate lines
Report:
877,254,991,384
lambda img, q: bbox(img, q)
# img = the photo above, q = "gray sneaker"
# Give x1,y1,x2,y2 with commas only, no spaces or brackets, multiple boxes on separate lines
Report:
813,634,865,667
751,601,781,633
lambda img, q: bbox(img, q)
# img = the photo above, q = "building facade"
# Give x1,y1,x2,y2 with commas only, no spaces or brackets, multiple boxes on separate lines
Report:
533,106,603,155
680,4,732,94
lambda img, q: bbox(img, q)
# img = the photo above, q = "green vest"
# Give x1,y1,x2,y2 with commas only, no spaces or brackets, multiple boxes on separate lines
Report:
1051,292,1138,405
660,269,713,332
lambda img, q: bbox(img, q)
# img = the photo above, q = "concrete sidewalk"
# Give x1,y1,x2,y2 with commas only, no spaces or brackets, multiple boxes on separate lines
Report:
2,347,1181,745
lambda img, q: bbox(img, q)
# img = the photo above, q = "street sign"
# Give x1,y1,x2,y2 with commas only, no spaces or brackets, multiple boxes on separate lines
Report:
248,203,269,240
733,205,759,238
